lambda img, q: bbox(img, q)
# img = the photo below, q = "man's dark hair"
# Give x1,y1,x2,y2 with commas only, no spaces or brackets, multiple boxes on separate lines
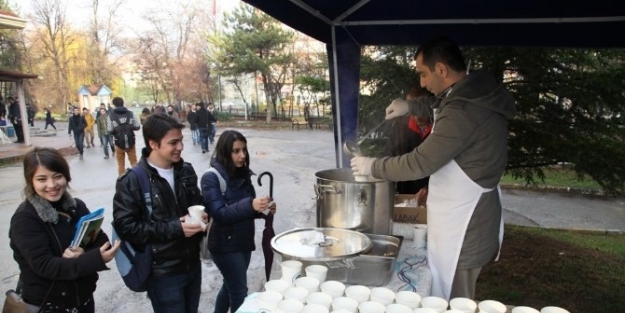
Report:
214,130,249,175
414,36,466,73
142,113,184,153
112,97,124,107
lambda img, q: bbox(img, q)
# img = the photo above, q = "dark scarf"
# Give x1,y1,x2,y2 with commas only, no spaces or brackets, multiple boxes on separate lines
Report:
27,193,76,224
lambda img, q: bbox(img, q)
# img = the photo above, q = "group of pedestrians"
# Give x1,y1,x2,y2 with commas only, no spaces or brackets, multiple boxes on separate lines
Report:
188,102,218,154
9,109,276,313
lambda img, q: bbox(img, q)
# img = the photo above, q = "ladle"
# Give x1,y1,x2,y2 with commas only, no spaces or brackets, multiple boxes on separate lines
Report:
342,119,387,158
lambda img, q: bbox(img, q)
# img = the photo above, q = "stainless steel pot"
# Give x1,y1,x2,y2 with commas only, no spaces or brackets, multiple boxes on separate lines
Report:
314,168,394,235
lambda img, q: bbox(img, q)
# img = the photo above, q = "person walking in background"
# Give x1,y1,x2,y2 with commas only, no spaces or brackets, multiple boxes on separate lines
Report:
96,107,115,159
195,102,210,154
166,105,180,122
140,107,151,125
201,130,277,313
207,103,218,144
68,107,87,160
82,107,96,148
351,36,516,301
186,104,199,146
44,107,56,130
9,147,120,312
113,113,205,313
95,103,108,146
7,96,25,143
0,95,6,120
108,97,141,175
26,103,35,127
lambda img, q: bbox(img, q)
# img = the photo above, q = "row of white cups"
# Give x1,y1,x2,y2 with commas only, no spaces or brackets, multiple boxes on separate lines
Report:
254,260,569,313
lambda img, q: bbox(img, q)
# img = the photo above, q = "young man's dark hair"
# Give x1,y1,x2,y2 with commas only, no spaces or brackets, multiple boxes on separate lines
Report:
112,97,124,107
414,36,466,73
142,113,185,153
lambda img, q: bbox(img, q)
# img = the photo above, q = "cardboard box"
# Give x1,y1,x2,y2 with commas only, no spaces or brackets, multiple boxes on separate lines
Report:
392,194,427,224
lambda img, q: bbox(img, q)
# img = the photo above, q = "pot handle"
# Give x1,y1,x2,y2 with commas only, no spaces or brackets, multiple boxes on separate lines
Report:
313,184,343,200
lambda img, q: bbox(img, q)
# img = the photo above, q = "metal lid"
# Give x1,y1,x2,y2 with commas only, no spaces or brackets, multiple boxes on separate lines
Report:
271,227,373,261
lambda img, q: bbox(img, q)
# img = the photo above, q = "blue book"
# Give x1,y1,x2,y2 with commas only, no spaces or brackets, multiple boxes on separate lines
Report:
70,207,105,248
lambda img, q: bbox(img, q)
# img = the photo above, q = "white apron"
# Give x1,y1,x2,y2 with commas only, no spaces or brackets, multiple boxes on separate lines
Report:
426,159,503,300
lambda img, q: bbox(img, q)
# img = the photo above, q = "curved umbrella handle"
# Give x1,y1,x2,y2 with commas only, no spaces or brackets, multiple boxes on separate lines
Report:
257,171,274,198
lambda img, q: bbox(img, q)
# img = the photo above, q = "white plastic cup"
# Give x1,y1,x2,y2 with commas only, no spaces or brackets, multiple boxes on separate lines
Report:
295,276,321,293
395,291,421,309
302,303,329,313
358,300,386,313
187,205,206,229
477,300,507,313
386,303,413,313
265,279,291,294
414,308,438,313
305,265,329,283
512,307,540,313
443,310,464,313
257,290,283,311
369,287,395,305
306,292,333,309
283,286,309,303
278,298,304,313
421,296,449,313
345,285,371,303
412,224,427,248
449,297,477,313
320,280,346,298
281,260,303,283
540,307,570,313
331,296,359,313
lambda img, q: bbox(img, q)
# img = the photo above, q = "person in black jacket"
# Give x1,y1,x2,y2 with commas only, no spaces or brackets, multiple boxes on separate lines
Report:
195,102,210,153
68,107,87,160
7,96,25,143
9,147,120,312
206,102,218,144
185,104,199,146
201,130,277,313
112,113,206,313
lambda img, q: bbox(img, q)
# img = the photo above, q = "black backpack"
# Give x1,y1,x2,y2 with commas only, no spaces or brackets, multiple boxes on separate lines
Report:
111,111,136,149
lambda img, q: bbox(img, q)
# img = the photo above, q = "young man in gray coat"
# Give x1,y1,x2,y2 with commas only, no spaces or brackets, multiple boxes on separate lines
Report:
352,36,516,301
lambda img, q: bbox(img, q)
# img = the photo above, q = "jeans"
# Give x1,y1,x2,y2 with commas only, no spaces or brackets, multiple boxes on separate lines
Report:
191,128,199,145
84,128,95,147
212,251,251,313
100,135,114,157
115,145,137,175
209,123,217,143
73,132,84,155
198,127,209,152
147,262,202,313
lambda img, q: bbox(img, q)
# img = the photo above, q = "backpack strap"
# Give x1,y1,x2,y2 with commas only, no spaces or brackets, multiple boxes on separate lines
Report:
130,165,153,218
206,167,226,195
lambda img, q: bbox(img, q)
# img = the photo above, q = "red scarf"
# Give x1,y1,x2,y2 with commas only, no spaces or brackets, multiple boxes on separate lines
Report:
408,116,432,140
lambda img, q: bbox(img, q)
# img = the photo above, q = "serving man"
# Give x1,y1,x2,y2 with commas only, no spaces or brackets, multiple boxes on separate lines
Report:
351,36,516,300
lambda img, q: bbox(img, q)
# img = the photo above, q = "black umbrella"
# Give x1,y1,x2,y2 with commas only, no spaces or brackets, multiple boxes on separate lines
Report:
257,171,275,282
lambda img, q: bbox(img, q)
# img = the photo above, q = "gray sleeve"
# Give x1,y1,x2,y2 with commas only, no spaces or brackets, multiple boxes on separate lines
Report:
132,113,141,130
372,102,475,181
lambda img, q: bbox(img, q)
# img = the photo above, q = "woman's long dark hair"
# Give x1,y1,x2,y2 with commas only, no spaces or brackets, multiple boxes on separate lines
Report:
213,130,250,176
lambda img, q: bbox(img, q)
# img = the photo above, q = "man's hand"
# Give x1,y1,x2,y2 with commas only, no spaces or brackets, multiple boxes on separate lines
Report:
351,157,376,176
385,98,409,120
180,216,205,237
100,240,121,263
416,187,428,207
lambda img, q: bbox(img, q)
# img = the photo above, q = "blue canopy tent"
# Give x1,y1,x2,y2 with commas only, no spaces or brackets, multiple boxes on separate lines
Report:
241,0,625,168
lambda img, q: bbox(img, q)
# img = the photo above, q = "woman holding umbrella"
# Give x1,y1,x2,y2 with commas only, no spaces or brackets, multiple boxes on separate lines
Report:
201,130,277,313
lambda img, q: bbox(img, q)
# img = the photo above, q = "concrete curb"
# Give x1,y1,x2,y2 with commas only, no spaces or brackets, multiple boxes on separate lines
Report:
510,224,624,235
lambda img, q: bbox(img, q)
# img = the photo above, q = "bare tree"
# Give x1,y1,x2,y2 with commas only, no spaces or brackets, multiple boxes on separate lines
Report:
87,0,126,85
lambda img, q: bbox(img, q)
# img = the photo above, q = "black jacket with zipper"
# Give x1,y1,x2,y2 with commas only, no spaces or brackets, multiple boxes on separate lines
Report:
112,148,203,277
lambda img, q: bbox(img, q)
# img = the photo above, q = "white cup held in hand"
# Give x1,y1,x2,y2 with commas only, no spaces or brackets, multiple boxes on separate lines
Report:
305,264,328,283
281,260,303,283
412,224,427,249
187,205,207,230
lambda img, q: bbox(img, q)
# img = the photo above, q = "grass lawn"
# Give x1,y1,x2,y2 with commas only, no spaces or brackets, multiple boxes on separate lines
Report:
476,225,625,312
501,168,603,190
